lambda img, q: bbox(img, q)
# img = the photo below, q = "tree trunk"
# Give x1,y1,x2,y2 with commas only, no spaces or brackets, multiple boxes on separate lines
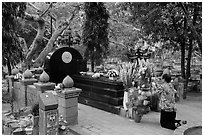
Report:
180,38,186,79
6,57,12,75
185,38,193,94
179,2,202,53
32,19,70,65
185,2,198,98
91,50,95,72
25,14,45,67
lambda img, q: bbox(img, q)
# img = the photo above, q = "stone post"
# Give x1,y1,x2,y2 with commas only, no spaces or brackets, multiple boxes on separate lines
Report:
6,75,15,113
39,92,58,135
57,87,82,125
20,69,38,107
21,78,38,106
12,81,22,112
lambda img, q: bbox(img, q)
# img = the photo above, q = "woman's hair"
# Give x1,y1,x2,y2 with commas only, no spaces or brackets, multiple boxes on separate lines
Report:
162,74,171,83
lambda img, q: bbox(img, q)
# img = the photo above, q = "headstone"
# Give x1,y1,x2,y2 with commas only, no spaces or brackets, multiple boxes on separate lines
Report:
57,87,82,125
44,47,86,84
39,92,58,135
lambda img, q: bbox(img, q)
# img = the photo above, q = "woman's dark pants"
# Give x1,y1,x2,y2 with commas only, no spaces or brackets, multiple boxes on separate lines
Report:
160,109,181,130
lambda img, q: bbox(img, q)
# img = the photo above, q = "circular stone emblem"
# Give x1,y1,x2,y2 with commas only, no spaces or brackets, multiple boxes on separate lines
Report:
62,52,72,63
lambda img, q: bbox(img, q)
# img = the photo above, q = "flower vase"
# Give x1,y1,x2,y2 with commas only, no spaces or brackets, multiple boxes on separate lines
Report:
133,110,142,123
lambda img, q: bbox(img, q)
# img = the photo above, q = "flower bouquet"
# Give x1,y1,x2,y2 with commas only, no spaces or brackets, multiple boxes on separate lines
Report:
120,59,153,122
118,62,139,119
119,62,138,89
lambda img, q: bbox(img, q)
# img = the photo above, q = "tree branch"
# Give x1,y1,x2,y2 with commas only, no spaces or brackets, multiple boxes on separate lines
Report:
24,12,40,22
40,2,53,17
28,24,49,41
109,39,129,49
32,7,80,65
25,14,46,66
27,2,56,21
110,18,140,31
27,2,40,12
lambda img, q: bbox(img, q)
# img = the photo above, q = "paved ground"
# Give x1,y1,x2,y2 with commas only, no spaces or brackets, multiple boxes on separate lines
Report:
69,92,202,135
2,92,202,135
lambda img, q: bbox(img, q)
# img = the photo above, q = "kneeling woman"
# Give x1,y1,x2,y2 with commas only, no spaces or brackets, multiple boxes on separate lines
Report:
156,74,186,130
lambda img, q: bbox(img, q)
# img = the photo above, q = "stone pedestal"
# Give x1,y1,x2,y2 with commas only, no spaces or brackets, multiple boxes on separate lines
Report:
20,79,38,106
12,82,22,111
39,92,58,135
57,87,82,125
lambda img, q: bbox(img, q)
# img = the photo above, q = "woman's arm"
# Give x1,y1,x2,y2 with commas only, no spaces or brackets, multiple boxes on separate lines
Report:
152,82,163,95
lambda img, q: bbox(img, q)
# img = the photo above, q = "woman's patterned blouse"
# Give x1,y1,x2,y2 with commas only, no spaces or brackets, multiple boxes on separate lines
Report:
157,82,177,112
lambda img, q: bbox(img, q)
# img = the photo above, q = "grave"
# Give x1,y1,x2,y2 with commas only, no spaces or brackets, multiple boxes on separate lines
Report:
45,47,124,114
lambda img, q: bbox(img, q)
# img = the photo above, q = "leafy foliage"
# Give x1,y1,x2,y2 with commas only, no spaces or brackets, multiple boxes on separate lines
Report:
2,2,27,66
122,2,201,52
82,2,109,68
105,3,151,60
